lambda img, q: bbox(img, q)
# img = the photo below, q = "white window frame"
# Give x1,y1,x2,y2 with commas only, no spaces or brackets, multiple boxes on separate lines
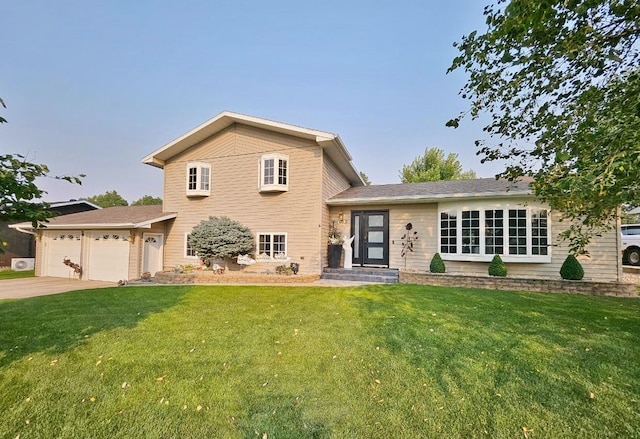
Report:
259,153,289,192
184,233,198,259
438,201,552,263
256,232,289,261
186,162,211,197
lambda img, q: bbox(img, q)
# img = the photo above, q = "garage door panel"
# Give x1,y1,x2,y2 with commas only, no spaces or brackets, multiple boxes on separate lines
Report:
44,232,81,278
87,232,130,282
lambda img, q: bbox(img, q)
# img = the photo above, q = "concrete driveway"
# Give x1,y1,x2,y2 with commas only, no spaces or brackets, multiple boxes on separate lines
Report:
0,277,115,300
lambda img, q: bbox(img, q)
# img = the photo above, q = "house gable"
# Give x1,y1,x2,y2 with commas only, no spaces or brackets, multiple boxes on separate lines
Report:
156,118,361,274
142,111,363,187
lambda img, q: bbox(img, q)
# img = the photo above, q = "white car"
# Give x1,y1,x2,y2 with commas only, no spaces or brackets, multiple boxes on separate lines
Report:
621,224,640,266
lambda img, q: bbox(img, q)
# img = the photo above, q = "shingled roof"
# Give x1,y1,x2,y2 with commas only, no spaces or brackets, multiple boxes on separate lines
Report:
327,178,534,205
10,205,177,230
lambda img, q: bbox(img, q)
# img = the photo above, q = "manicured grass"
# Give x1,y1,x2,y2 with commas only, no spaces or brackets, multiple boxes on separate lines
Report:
0,284,638,438
0,269,35,279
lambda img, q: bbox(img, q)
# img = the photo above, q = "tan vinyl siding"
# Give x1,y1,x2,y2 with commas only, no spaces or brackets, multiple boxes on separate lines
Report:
128,229,142,279
128,222,165,279
35,231,44,276
163,124,324,274
330,200,621,282
320,156,353,267
329,203,438,271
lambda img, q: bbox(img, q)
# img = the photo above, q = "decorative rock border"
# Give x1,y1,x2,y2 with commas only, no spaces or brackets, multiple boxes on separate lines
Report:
399,271,638,298
154,271,320,285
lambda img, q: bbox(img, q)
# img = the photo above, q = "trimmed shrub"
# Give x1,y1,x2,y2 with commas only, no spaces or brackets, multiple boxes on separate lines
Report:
560,255,584,280
189,216,254,264
488,254,507,277
429,253,446,273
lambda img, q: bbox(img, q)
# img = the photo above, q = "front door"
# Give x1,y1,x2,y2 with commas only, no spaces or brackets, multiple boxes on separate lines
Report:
351,210,389,266
143,233,164,275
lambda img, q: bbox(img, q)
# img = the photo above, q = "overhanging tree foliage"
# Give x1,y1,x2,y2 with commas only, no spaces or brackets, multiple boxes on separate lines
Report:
1,154,83,223
400,147,477,183
189,216,255,264
448,0,640,254
0,98,83,253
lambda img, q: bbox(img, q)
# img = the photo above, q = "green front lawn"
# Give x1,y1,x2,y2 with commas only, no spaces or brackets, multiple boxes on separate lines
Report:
0,269,35,279
0,285,638,438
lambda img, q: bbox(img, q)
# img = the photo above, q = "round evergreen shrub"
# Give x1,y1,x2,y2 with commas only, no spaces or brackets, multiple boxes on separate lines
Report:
429,253,446,273
560,255,584,280
488,254,507,277
189,216,255,265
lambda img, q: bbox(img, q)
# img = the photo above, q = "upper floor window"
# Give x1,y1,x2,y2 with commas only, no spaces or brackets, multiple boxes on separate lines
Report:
186,162,211,197
260,154,288,192
439,203,550,262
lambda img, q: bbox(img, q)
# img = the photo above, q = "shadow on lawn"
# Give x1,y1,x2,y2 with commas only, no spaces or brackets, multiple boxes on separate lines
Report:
0,286,190,368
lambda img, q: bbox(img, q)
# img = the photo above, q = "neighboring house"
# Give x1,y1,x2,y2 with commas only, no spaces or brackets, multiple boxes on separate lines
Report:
13,111,623,282
0,200,99,268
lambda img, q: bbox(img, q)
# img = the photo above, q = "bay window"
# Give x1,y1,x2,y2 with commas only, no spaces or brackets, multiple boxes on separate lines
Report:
439,203,550,262
186,162,211,196
260,154,288,192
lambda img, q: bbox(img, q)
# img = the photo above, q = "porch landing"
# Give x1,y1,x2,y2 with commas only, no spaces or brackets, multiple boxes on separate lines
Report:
321,267,399,284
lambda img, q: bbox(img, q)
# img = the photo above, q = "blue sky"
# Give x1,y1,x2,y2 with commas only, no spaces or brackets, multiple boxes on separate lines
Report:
2,0,500,203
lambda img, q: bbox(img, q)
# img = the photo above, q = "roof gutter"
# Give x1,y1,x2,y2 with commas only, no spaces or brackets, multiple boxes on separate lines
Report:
327,190,533,206
8,224,36,235
7,213,178,231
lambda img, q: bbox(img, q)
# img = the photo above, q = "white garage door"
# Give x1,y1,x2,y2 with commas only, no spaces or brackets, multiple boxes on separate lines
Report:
87,232,130,282
44,231,82,278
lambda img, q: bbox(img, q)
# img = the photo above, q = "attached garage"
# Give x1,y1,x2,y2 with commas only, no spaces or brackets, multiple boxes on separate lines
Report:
43,231,82,278
86,232,131,282
10,205,176,283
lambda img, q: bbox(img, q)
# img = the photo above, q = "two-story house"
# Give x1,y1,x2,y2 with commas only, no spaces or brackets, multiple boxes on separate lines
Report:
16,111,623,283
141,111,363,275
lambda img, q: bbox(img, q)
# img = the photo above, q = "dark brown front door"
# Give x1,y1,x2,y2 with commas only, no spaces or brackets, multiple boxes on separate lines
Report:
351,210,389,266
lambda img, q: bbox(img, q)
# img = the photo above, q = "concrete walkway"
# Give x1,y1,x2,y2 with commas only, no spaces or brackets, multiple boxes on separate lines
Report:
0,277,115,300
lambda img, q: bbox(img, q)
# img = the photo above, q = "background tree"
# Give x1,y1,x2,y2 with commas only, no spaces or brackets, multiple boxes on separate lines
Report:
0,98,83,253
399,147,477,183
448,0,640,253
189,216,254,267
84,190,128,208
132,195,162,206
359,171,371,186
0,98,7,124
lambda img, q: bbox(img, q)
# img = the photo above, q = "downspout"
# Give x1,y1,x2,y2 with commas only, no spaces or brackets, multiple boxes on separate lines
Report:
318,147,324,276
79,231,85,280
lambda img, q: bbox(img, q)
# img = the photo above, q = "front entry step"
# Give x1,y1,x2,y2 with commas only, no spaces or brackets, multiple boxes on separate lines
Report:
321,267,399,284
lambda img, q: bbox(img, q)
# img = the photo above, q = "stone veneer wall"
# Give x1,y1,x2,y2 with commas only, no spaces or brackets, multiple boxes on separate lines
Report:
155,272,319,284
399,271,637,298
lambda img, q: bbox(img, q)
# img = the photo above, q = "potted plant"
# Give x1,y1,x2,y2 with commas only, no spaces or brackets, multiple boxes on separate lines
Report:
327,220,344,268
